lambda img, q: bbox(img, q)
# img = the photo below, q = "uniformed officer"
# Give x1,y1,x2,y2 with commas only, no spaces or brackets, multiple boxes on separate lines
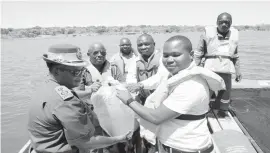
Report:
28,44,132,153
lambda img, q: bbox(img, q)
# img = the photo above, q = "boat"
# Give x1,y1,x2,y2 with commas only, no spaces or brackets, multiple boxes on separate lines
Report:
18,79,270,153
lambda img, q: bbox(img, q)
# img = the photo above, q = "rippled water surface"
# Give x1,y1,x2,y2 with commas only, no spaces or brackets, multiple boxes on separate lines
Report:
2,31,270,153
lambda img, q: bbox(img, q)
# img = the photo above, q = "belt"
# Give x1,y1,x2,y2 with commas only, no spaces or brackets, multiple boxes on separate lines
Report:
205,55,233,60
143,138,155,148
161,144,214,153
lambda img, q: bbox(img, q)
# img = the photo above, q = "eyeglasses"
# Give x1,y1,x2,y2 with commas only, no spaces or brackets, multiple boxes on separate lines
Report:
57,67,86,77
218,20,230,25
92,50,106,56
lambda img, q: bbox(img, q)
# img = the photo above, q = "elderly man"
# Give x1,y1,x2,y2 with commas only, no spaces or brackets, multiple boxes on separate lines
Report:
80,42,135,153
81,42,124,87
110,38,138,81
116,35,225,153
194,12,242,116
27,44,131,153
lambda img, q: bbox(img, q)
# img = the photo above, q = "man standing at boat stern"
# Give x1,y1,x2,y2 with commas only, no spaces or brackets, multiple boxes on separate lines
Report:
28,44,131,153
194,12,242,116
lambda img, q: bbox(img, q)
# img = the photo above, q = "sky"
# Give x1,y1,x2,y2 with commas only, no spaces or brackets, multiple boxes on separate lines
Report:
1,1,270,28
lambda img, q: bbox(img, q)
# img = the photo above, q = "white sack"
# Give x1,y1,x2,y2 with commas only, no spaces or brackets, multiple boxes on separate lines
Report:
91,86,136,137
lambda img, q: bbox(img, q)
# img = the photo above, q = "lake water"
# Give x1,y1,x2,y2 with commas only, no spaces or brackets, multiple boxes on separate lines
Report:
2,31,270,153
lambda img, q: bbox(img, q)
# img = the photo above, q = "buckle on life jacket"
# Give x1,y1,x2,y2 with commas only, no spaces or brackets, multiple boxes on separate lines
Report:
205,55,233,61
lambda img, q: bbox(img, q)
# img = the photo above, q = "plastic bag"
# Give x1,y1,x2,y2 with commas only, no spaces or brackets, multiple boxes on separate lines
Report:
91,86,136,137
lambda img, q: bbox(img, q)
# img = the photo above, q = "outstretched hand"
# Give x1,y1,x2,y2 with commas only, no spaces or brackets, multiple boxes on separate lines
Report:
115,87,133,105
126,83,143,93
117,131,133,143
87,81,102,92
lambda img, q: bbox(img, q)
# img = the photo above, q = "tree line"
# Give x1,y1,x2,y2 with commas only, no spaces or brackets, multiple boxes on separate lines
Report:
1,24,270,39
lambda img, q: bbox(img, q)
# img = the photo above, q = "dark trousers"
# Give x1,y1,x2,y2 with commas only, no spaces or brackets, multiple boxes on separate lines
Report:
140,138,157,153
117,127,142,153
211,72,232,111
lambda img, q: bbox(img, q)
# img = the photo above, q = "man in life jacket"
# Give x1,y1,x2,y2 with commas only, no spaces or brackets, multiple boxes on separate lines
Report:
116,35,223,153
126,33,162,153
194,12,242,117
80,42,124,90
126,33,162,104
79,42,130,153
110,38,138,81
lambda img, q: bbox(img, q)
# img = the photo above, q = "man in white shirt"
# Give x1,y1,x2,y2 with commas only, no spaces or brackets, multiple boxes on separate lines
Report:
116,35,225,153
110,38,137,82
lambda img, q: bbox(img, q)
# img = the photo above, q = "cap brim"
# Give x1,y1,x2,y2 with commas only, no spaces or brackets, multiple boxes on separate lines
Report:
43,56,89,67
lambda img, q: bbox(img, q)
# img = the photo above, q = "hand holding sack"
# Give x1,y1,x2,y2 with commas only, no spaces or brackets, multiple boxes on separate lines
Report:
90,86,136,137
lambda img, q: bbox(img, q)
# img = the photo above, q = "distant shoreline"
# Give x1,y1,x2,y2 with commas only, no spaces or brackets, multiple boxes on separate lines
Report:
2,25,270,39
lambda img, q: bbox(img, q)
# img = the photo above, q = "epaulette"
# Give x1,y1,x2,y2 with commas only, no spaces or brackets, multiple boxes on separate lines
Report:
55,86,74,100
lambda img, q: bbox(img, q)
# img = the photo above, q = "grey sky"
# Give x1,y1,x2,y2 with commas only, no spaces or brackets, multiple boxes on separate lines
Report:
1,1,270,28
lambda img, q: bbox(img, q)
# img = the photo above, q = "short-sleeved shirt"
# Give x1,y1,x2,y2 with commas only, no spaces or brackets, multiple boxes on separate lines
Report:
110,52,137,81
28,76,97,153
157,75,212,152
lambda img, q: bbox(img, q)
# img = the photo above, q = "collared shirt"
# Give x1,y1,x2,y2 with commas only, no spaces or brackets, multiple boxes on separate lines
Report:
194,27,240,67
110,52,137,81
28,75,97,153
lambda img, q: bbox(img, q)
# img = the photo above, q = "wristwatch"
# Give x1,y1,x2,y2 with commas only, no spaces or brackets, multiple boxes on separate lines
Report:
126,98,135,106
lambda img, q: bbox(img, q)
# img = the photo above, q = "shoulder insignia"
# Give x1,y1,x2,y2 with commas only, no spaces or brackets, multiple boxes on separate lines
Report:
55,86,74,100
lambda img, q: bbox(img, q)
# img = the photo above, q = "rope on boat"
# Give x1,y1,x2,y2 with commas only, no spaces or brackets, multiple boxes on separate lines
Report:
18,140,31,153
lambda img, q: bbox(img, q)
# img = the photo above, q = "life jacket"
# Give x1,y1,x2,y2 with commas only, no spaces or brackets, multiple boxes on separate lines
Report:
85,60,116,83
139,62,226,145
204,26,239,74
136,49,162,98
111,52,137,81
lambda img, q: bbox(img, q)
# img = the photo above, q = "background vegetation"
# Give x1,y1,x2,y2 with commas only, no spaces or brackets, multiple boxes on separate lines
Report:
2,24,270,39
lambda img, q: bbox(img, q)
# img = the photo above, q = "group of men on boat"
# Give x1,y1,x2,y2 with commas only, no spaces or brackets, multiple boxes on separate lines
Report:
28,12,242,153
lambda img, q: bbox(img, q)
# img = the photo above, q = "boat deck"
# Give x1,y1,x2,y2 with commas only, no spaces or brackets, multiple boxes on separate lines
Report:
19,79,270,153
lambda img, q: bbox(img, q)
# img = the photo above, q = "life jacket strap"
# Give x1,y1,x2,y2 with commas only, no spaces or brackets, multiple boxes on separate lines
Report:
176,112,208,120
205,55,233,60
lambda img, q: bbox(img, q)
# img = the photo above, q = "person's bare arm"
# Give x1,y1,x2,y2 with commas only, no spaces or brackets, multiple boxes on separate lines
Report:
54,102,132,150
233,47,242,82
194,32,207,66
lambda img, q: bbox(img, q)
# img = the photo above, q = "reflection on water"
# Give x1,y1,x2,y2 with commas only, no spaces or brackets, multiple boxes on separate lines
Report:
231,89,270,153
2,31,270,153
